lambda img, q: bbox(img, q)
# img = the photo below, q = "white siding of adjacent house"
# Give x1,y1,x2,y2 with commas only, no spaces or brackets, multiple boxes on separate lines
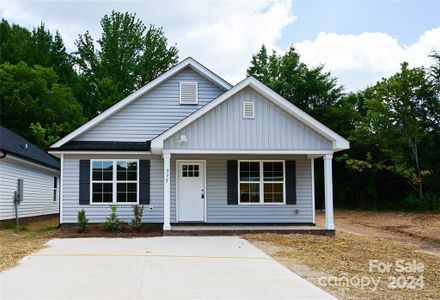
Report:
164,87,332,150
75,67,226,142
0,155,59,221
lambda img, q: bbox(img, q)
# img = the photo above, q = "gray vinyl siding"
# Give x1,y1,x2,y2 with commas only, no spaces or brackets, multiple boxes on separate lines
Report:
170,155,313,224
75,67,226,142
61,154,313,224
164,87,332,150
0,156,59,221
62,154,164,223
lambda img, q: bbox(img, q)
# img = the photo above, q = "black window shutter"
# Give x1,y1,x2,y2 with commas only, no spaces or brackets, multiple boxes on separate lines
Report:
285,160,297,205
227,160,238,205
139,160,150,205
79,160,90,205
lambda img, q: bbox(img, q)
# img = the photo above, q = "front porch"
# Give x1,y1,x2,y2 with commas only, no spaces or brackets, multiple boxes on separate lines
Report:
161,151,336,232
164,224,335,236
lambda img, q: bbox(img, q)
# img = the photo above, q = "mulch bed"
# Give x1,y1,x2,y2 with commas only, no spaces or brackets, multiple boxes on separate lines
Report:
56,224,163,238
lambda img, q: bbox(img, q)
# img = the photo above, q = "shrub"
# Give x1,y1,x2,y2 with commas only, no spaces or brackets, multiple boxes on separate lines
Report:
77,209,89,233
130,205,144,232
103,205,124,232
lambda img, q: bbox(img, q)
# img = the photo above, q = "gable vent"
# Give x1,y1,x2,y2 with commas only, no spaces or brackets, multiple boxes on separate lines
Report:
243,101,255,119
180,82,198,104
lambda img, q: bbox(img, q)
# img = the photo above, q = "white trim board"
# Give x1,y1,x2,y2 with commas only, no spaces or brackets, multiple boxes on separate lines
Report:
152,77,350,153
163,149,334,155
51,57,231,148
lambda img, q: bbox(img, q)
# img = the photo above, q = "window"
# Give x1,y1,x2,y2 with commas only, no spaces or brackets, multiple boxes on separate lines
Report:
182,164,199,177
180,82,198,104
53,177,58,201
91,160,138,204
243,101,254,119
239,161,284,204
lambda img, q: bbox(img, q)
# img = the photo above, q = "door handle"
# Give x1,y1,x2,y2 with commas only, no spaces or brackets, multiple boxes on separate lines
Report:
201,189,205,199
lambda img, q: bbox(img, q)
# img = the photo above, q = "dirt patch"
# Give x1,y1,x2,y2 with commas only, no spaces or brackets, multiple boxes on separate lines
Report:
245,232,440,300
0,216,59,272
317,210,440,257
245,211,440,299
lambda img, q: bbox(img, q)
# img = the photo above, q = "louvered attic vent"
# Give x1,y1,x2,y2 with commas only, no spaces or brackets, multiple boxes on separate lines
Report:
243,101,255,119
179,82,198,104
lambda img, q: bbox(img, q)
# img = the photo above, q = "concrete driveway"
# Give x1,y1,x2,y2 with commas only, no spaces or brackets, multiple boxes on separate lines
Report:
0,236,334,299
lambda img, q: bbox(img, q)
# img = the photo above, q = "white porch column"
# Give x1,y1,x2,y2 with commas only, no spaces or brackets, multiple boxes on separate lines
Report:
59,153,64,225
324,154,335,230
163,153,171,230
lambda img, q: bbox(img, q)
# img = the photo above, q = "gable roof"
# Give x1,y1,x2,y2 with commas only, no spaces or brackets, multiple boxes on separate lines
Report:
150,76,350,153
0,126,59,170
50,57,232,148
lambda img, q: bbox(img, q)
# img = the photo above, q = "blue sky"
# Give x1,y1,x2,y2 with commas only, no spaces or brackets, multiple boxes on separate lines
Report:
282,0,439,46
1,0,439,91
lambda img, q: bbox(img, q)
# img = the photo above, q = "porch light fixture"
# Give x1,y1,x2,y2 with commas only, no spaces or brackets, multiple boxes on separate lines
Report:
179,134,189,143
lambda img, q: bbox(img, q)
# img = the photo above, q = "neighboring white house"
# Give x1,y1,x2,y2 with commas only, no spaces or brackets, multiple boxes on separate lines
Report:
0,126,60,221
49,57,349,233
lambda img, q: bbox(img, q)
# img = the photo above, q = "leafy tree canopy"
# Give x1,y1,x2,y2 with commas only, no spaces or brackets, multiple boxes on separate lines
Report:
0,62,85,148
74,11,179,118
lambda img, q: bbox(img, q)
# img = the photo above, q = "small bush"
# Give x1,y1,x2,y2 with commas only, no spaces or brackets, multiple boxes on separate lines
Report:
103,205,124,232
77,209,89,233
130,205,144,232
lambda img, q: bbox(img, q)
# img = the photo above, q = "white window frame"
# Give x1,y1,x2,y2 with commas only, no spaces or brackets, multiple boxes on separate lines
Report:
90,159,139,205
179,81,198,105
243,101,255,119
237,160,286,205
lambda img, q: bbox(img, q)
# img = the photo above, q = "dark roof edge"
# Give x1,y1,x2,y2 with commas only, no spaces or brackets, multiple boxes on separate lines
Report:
1,149,60,171
49,141,151,152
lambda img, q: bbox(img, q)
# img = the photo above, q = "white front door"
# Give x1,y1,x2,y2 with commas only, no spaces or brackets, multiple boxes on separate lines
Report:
177,161,205,222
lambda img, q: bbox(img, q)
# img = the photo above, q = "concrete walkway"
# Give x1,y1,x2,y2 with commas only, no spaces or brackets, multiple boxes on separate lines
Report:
0,237,334,299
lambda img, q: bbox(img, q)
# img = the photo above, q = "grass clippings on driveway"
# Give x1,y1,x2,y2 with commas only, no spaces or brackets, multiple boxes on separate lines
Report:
0,217,58,272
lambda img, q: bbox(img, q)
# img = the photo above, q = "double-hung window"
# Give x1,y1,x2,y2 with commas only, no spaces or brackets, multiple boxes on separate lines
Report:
239,161,285,204
91,160,138,204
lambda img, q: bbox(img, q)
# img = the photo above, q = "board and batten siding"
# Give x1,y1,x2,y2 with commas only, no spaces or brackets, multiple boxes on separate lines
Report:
0,156,59,220
75,67,226,142
61,154,313,224
62,154,164,223
164,87,332,150
170,155,314,224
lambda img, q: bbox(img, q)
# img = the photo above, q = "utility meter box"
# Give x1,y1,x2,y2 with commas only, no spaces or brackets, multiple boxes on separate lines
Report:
15,179,23,203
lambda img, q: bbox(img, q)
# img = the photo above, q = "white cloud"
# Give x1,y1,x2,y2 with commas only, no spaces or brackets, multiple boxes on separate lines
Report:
295,28,440,91
0,0,295,84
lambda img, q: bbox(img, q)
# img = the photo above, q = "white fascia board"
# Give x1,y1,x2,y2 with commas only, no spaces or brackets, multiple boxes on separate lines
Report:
51,57,232,148
151,76,350,152
163,149,334,155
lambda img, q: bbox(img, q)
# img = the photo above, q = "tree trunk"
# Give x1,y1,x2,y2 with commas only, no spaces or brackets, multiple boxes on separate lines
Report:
411,137,423,199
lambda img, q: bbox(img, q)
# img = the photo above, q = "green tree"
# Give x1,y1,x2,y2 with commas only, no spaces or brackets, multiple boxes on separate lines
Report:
247,46,343,112
0,19,76,84
350,63,438,199
75,11,178,118
0,62,85,148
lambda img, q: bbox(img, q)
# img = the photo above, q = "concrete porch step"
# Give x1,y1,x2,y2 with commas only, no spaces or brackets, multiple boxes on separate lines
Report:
165,225,335,236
